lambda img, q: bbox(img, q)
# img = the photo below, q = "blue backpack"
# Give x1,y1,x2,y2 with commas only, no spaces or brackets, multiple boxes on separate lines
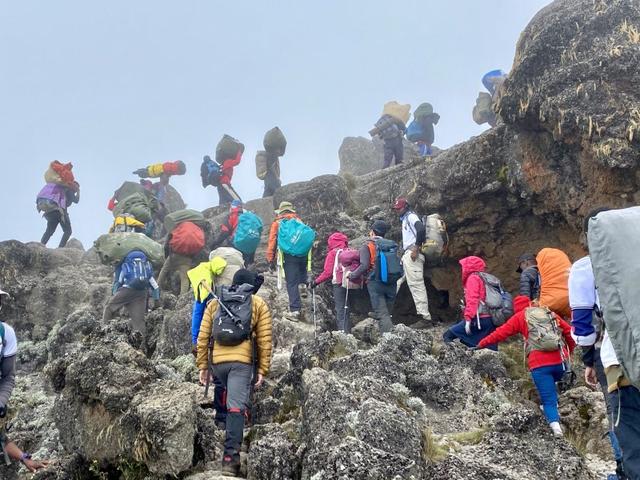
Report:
233,211,263,254
277,218,316,257
200,156,222,187
119,251,154,290
372,238,403,284
406,120,424,142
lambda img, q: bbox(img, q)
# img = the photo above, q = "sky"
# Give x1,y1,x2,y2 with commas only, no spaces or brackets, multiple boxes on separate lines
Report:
0,0,551,247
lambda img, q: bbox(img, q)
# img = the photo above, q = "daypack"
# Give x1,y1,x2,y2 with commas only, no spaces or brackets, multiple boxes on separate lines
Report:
170,222,205,256
332,248,363,289
119,251,154,290
211,284,254,346
36,198,59,214
476,272,513,326
420,213,448,265
201,156,222,188
524,306,564,354
537,248,571,318
233,211,263,255
255,151,269,180
111,214,145,233
277,218,316,257
369,239,403,284
406,121,424,142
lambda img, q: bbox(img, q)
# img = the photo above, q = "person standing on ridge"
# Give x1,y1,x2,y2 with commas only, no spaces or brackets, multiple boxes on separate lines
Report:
37,181,80,248
259,127,286,198
392,198,431,321
371,114,406,168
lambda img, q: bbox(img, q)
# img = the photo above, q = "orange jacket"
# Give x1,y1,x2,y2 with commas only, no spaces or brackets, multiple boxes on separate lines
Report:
266,212,300,262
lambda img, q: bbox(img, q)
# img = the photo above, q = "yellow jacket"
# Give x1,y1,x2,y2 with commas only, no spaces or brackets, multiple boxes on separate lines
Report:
196,294,273,376
187,258,228,302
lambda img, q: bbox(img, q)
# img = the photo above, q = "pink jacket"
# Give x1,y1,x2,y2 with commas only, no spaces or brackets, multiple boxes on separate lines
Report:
460,256,488,321
315,232,349,285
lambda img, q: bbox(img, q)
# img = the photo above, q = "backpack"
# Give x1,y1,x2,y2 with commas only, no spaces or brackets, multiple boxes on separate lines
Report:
420,213,448,265
233,211,263,255
406,120,423,142
537,248,571,318
211,284,254,346
370,239,403,284
277,218,316,257
332,248,363,289
524,306,564,354
255,151,269,180
475,272,513,326
201,156,222,188
170,222,205,256
111,214,145,233
119,251,154,290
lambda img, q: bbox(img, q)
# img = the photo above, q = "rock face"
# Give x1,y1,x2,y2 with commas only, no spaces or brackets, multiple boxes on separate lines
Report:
338,136,420,176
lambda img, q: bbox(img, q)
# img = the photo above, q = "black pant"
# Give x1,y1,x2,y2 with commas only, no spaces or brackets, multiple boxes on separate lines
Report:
283,254,307,311
217,184,241,206
383,136,404,168
612,386,640,480
41,210,72,247
263,173,281,198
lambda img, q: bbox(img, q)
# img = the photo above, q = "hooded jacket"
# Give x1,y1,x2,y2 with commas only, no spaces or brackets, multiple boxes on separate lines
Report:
266,212,300,263
460,256,488,321
478,296,576,370
315,232,349,286
220,151,242,185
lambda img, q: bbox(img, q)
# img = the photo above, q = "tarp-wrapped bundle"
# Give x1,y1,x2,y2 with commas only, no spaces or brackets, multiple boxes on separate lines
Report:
164,209,206,234
215,135,244,163
44,161,79,191
382,101,411,124
94,232,164,267
113,192,157,224
588,206,640,387
133,161,187,178
263,127,287,156
473,92,496,126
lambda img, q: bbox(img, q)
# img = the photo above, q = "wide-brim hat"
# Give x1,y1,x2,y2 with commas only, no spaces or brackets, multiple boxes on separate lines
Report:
275,201,296,214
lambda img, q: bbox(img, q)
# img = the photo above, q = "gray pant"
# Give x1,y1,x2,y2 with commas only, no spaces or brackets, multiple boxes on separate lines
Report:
103,287,148,337
367,280,395,333
333,284,351,333
283,254,307,311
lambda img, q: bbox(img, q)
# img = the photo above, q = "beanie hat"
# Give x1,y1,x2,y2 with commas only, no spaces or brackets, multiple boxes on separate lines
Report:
371,219,389,236
232,269,264,294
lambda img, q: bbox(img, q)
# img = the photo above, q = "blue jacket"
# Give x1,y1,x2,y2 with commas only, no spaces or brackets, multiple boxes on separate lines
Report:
191,294,213,345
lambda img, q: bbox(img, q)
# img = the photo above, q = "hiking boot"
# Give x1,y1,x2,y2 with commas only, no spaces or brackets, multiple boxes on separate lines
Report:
221,455,239,477
549,421,563,437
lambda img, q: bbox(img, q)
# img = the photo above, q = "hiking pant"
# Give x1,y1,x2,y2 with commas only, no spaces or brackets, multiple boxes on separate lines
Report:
242,251,256,267
443,317,497,350
401,251,430,318
41,210,72,248
383,136,403,168
263,173,281,198
283,254,307,312
217,183,241,206
333,284,351,333
157,253,192,295
367,280,395,333
212,362,253,464
611,386,640,480
530,363,565,423
595,352,624,462
103,287,148,337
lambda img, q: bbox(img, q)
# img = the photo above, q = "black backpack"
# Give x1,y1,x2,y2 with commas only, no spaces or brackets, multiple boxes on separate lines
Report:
211,284,254,346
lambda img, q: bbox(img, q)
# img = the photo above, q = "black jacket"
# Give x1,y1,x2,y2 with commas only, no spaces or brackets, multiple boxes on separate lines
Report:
519,266,540,300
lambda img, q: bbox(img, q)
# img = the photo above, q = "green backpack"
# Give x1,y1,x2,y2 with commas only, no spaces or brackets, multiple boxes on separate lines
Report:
524,307,563,354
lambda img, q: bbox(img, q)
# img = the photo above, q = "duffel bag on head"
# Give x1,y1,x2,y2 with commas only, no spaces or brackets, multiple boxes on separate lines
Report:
164,209,206,234
476,272,513,326
277,218,316,257
372,238,403,284
170,222,205,256
233,211,263,255
113,192,155,223
201,156,221,188
333,248,363,289
94,232,165,267
215,135,245,163
119,250,154,290
212,284,254,346
382,101,411,124
263,127,287,156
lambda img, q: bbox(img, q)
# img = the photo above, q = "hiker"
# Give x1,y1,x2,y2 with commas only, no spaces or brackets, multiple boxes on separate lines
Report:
371,115,406,168
473,70,506,128
103,250,160,341
211,201,263,266
349,220,401,333
259,127,286,198
517,253,540,300
311,232,357,333
442,256,498,348
266,202,314,320
158,221,205,295
392,198,431,321
0,288,49,473
37,181,80,248
196,269,272,477
406,103,440,156
478,295,575,436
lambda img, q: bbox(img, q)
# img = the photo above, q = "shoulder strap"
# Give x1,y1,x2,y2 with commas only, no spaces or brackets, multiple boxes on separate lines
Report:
0,323,5,347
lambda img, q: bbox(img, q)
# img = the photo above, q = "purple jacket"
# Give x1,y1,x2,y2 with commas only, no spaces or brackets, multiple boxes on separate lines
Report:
37,183,68,209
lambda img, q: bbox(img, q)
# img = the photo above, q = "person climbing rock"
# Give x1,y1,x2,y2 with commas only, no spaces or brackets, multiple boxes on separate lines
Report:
478,295,576,437
0,288,50,473
372,114,406,168
37,181,80,248
211,201,262,266
311,232,353,333
406,103,440,157
266,202,314,321
103,250,160,342
158,221,205,295
517,253,540,301
260,127,286,198
196,269,272,477
350,220,401,333
392,197,431,321
442,256,498,348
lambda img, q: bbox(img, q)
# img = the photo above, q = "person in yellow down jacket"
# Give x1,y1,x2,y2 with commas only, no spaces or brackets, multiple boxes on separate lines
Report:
196,269,272,477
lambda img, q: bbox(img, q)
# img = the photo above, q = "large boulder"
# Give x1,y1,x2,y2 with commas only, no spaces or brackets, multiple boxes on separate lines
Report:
338,136,421,176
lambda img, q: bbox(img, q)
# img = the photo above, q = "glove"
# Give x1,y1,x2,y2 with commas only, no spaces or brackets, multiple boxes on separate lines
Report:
310,281,317,290
464,321,472,336
306,273,314,287
0,405,6,418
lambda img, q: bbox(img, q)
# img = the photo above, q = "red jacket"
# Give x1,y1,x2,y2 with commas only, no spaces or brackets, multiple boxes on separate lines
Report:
220,151,242,185
460,256,488,321
221,206,242,236
315,232,349,285
478,306,576,370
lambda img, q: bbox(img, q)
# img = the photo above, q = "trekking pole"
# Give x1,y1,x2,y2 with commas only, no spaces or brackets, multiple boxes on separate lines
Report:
276,250,283,291
198,280,236,319
344,287,350,332
312,287,317,338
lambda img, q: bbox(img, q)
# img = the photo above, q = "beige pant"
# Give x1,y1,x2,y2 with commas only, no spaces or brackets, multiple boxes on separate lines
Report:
158,253,193,295
400,250,430,318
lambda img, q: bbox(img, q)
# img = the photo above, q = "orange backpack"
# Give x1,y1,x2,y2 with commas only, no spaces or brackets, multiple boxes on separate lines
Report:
170,222,205,256
537,248,572,319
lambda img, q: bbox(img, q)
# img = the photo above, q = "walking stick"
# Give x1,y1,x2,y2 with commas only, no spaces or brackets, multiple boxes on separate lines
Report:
312,287,317,338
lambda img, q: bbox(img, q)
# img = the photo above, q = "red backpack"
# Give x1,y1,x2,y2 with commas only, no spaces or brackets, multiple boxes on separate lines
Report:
170,222,205,255
332,248,363,289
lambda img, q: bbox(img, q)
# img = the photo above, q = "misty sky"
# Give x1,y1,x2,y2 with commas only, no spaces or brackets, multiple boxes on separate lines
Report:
0,0,550,247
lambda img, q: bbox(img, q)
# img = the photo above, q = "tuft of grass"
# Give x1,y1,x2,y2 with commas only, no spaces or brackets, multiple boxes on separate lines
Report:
564,429,590,457
497,165,509,184
621,19,640,44
119,458,150,480
422,428,447,463
498,340,536,399
449,428,487,446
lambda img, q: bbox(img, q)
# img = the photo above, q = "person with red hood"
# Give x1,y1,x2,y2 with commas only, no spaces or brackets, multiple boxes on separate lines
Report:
443,256,498,348
217,151,242,206
210,201,255,264
311,232,351,333
477,295,576,437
